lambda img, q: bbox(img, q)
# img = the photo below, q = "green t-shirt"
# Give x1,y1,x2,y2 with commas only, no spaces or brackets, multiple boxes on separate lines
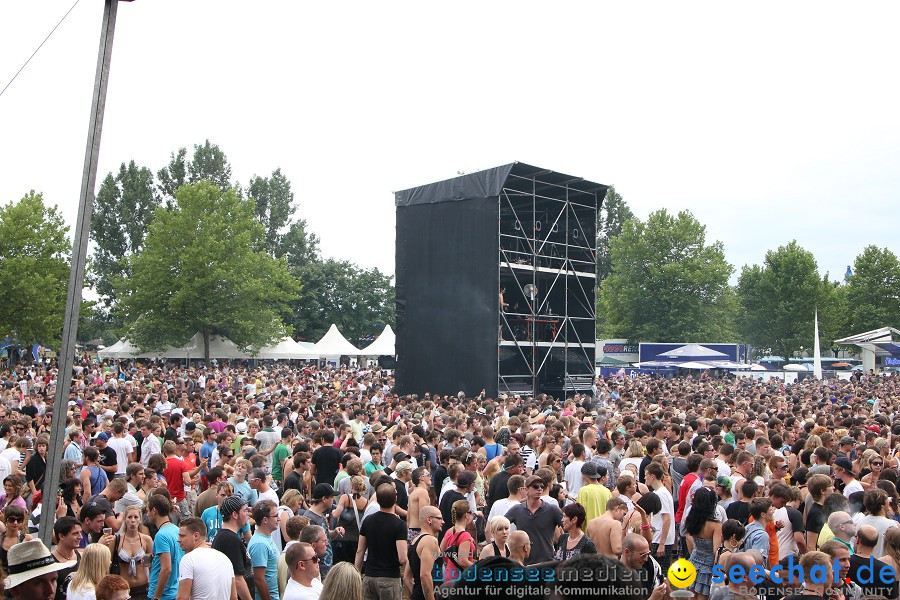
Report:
271,442,290,481
364,461,385,477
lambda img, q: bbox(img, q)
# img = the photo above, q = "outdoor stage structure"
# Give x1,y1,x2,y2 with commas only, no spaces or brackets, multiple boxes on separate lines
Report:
395,163,607,398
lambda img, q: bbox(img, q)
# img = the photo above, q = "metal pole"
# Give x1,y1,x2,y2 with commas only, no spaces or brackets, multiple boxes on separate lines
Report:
40,0,119,546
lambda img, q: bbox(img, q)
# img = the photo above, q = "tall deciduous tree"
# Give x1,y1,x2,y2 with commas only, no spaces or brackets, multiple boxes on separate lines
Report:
288,259,394,345
89,161,159,314
599,209,735,341
0,192,71,347
116,181,299,362
596,185,634,281
157,140,232,207
737,240,843,358
248,168,295,254
846,245,900,333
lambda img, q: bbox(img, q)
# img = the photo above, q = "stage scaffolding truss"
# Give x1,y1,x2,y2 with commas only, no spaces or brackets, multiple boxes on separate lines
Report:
497,169,602,396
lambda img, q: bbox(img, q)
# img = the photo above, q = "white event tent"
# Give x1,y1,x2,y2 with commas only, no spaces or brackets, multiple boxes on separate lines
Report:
360,325,395,356
313,324,361,357
256,337,319,360
99,333,320,360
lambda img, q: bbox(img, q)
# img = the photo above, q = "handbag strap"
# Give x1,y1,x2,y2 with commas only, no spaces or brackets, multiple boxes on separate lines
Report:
349,494,362,530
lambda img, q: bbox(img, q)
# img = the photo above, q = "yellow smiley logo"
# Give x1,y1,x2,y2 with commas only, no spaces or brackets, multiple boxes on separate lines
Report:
667,558,697,589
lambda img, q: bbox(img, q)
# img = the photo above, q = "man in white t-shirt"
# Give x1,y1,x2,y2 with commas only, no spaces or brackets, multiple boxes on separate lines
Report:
646,462,675,575
283,541,323,600
0,454,11,487
488,474,527,524
107,424,134,478
563,444,587,500
834,457,864,498
177,517,236,600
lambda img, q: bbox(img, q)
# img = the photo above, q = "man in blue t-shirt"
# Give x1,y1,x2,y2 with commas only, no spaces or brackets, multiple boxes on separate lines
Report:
148,494,184,600
247,500,280,600
200,427,218,469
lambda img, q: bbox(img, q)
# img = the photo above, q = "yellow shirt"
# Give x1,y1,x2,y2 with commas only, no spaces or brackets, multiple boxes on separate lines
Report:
817,523,834,549
577,483,611,523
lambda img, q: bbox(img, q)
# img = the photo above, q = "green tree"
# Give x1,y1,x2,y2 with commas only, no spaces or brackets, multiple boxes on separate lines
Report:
245,168,320,267
288,259,394,345
89,161,159,315
116,181,299,362
0,192,71,347
598,209,735,341
737,240,840,358
157,140,232,207
596,185,634,281
845,245,900,333
278,221,319,270
248,168,295,254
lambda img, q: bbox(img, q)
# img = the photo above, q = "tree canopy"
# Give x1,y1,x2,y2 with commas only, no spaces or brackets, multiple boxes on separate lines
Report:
287,259,394,345
0,192,71,347
90,160,159,317
157,140,232,208
115,181,299,361
599,208,735,342
737,240,845,358
845,245,900,333
596,185,634,281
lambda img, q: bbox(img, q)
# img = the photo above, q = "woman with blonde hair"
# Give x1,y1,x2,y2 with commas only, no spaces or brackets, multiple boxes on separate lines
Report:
272,488,303,550
440,499,475,581
332,475,368,563
114,505,152,599
803,434,823,453
619,440,645,475
860,449,883,489
67,543,112,600
478,516,511,559
319,561,362,600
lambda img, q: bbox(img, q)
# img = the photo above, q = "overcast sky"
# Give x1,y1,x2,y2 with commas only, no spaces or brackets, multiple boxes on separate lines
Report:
1,2,898,284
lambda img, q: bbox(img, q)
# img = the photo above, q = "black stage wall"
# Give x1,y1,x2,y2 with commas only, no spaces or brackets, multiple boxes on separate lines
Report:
395,197,498,396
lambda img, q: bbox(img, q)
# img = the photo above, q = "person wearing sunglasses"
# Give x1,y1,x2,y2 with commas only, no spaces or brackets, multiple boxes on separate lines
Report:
505,475,563,565
860,450,884,490
283,542,321,600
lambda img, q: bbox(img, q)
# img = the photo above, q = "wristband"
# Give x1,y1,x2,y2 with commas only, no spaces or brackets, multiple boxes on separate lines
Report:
641,524,651,531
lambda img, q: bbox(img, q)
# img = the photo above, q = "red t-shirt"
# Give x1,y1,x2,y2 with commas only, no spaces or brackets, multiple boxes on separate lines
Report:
675,472,698,523
164,456,189,501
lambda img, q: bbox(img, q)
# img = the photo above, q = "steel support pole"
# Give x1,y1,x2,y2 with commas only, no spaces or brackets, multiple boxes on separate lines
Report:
40,0,118,546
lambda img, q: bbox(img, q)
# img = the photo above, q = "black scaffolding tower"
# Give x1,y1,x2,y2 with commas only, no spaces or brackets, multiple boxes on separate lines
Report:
395,163,606,398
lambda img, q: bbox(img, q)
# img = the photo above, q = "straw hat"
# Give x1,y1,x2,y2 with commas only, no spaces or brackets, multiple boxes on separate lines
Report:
4,539,75,590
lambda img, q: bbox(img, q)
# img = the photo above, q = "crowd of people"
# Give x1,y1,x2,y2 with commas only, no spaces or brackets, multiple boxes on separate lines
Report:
0,357,897,600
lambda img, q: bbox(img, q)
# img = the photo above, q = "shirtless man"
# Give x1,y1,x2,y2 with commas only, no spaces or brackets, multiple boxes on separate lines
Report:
403,506,443,600
407,466,432,543
586,496,628,558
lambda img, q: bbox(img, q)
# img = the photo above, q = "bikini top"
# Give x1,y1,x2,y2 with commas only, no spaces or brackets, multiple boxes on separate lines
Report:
118,541,146,577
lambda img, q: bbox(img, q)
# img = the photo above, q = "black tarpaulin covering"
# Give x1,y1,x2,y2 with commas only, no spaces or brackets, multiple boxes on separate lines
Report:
395,162,607,207
395,196,498,396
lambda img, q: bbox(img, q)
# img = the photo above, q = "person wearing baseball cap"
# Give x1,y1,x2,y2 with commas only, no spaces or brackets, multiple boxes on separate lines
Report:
833,457,864,497
210,495,255,600
577,462,610,524
3,539,75,600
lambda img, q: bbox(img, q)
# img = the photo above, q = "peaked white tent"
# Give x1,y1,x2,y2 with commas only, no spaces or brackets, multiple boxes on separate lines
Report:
98,332,313,360
656,344,729,361
360,325,395,356
97,339,127,359
256,337,319,360
314,324,361,356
